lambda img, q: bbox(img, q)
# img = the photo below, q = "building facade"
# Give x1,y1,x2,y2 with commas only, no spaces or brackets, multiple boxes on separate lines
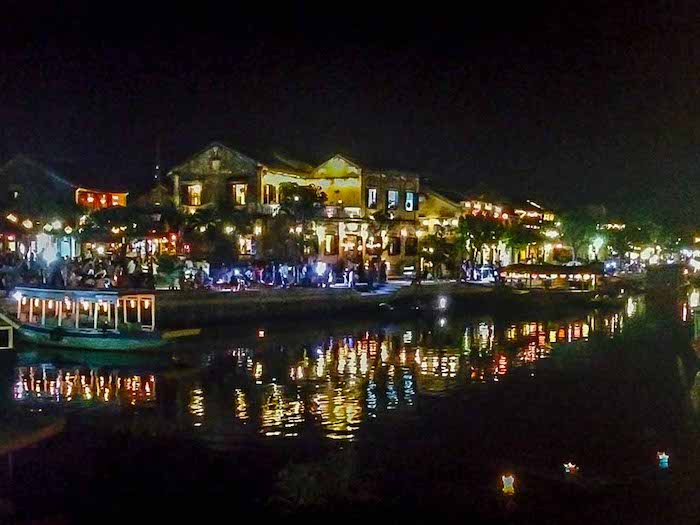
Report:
167,143,422,274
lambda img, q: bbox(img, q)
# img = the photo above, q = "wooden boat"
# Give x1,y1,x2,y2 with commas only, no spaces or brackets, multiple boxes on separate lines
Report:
2,287,198,351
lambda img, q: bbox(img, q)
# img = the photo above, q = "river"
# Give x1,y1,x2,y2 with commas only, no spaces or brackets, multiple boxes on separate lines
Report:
2,292,700,523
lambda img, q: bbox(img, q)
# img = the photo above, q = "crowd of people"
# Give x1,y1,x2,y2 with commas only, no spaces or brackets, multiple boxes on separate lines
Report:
0,249,158,295
204,258,391,291
0,246,412,295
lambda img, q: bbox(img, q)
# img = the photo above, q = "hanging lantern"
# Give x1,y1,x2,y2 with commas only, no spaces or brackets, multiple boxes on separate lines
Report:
657,452,669,469
501,474,515,495
563,462,578,475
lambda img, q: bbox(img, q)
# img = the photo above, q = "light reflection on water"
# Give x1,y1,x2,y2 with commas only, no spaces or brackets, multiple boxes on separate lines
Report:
11,295,649,443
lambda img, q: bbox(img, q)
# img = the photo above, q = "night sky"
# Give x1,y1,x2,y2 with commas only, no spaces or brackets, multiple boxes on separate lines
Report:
2,3,700,224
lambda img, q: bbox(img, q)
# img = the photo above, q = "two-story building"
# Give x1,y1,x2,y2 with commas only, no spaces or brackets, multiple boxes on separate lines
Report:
167,143,421,274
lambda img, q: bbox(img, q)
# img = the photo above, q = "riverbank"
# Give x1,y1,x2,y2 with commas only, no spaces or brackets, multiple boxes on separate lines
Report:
0,282,624,331
155,283,618,328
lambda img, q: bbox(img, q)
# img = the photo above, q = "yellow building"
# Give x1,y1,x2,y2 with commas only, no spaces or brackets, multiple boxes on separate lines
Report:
260,154,421,274
168,143,421,274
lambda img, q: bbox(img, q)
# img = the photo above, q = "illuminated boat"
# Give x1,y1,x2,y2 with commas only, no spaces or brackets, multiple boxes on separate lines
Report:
1,287,179,351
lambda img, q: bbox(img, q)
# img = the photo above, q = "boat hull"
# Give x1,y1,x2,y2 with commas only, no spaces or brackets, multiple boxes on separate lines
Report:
16,323,168,351
17,348,174,369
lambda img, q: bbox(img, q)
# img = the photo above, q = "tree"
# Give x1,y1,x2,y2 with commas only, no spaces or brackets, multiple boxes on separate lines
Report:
457,215,505,265
366,210,393,258
560,207,604,261
420,232,456,278
502,224,541,263
274,182,327,263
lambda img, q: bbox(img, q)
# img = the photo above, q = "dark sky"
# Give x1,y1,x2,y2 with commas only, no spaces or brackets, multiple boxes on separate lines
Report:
2,3,700,223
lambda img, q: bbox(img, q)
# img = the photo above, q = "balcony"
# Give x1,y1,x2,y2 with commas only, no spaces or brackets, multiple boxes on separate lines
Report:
323,206,362,219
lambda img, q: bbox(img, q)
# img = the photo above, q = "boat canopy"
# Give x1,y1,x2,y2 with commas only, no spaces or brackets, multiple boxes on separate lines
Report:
13,287,156,332
500,263,603,276
15,287,119,304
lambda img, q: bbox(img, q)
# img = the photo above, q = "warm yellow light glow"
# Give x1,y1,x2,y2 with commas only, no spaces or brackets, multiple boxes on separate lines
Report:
144,300,150,310
224,226,234,234
401,228,408,237
254,225,262,235
6,214,18,223
22,219,32,229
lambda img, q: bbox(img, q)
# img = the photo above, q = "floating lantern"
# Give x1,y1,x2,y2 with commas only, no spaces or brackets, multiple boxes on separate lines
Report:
22,219,33,229
438,296,447,310
439,317,447,328
657,452,669,469
501,474,515,495
563,462,578,475
257,329,265,338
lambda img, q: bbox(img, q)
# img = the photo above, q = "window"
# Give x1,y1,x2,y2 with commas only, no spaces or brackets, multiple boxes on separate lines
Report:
388,236,401,255
263,184,277,204
187,184,202,206
238,236,254,255
324,234,338,255
405,237,418,256
367,187,377,209
232,183,247,205
387,190,399,210
405,191,416,212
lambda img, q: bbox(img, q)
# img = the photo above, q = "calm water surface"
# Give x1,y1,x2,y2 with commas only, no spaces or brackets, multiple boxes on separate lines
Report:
4,292,700,522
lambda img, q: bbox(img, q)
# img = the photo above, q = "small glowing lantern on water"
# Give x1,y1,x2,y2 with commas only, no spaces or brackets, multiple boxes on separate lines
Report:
501,474,515,495
564,462,578,475
658,452,669,469
257,329,265,338
439,317,447,328
438,296,447,310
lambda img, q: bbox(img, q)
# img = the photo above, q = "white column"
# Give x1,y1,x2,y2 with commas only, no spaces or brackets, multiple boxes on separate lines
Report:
57,301,63,327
